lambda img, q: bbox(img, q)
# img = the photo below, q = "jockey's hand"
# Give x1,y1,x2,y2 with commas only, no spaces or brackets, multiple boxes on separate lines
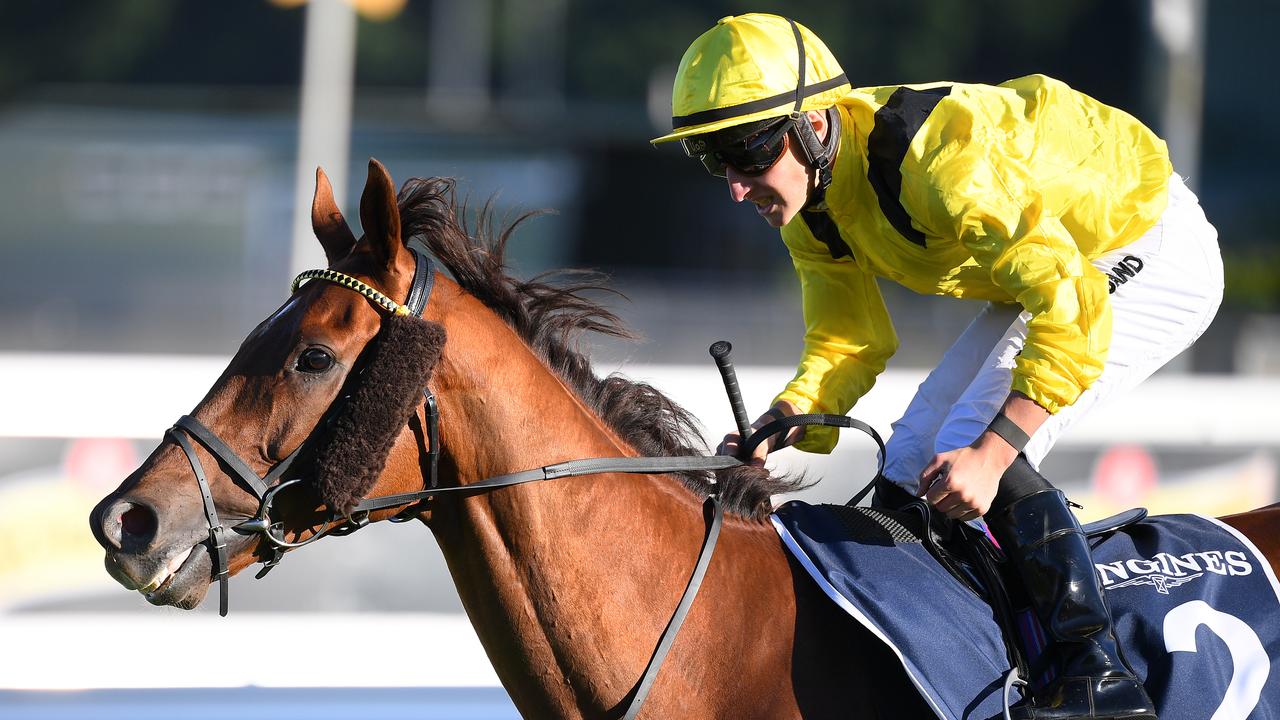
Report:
715,401,804,467
717,429,770,467
917,439,1018,521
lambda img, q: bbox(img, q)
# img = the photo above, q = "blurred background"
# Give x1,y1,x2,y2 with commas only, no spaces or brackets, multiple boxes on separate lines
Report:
1,1,1277,718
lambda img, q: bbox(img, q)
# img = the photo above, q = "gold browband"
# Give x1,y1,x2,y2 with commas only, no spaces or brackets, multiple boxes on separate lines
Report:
290,269,410,316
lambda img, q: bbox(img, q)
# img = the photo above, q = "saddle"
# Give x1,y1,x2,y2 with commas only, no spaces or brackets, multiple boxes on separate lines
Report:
859,476,1148,680
775,484,1280,718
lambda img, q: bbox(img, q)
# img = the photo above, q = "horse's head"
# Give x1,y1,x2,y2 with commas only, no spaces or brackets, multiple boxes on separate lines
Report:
89,156,796,620
89,159,446,612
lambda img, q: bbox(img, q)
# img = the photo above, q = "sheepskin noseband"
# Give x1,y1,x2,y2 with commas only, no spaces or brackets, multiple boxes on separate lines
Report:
314,312,446,515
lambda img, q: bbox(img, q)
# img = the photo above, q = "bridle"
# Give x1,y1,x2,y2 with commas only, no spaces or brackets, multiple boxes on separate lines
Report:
163,242,888,718
163,244,885,719
165,246,441,616
161,246,738,719
160,238,890,712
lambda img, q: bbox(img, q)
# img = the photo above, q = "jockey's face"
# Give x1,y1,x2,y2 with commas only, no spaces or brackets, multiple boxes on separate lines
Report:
725,110,829,228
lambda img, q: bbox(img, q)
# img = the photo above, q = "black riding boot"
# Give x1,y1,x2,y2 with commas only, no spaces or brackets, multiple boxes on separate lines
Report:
987,488,1157,720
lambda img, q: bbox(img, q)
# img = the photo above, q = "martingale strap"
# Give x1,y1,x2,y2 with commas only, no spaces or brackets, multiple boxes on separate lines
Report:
624,496,722,720
345,452,741,720
349,451,739,720
339,416,884,720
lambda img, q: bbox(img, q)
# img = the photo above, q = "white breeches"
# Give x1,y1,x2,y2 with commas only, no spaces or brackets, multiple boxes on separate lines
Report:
881,175,1224,493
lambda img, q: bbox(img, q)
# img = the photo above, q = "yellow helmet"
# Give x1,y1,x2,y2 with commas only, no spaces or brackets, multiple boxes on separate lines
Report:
650,13,850,145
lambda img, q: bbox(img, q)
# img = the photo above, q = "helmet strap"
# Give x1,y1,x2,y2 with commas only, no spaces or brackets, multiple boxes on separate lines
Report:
784,18,840,209
797,107,841,209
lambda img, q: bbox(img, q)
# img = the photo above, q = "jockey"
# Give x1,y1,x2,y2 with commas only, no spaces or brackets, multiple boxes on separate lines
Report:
653,13,1223,720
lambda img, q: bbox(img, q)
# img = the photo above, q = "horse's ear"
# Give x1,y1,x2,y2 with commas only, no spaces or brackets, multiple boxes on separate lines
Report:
358,158,405,273
312,167,357,265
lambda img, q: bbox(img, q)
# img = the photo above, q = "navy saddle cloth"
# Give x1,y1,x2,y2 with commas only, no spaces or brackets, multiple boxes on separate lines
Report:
772,500,1280,720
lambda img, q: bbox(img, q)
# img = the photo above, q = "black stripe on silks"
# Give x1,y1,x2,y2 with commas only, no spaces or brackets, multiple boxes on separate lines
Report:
788,19,805,113
866,86,950,248
801,209,853,260
672,75,849,129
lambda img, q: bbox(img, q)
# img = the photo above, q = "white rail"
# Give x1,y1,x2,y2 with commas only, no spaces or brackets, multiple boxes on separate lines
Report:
3,352,1277,446
0,613,499,690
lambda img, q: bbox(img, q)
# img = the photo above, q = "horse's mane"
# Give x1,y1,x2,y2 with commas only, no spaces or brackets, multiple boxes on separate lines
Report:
396,177,808,520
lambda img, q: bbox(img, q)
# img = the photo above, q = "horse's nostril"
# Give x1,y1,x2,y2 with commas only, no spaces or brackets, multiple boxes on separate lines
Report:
102,500,159,551
121,505,157,538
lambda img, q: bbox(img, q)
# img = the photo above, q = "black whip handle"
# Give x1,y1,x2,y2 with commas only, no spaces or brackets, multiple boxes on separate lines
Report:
709,341,752,443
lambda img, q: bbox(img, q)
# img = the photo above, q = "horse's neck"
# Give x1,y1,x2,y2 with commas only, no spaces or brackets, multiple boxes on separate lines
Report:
414,285,908,718
425,288,725,714
430,291,628,480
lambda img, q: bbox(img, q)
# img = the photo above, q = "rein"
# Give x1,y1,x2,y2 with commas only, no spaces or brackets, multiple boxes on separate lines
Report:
161,248,727,719
164,247,883,719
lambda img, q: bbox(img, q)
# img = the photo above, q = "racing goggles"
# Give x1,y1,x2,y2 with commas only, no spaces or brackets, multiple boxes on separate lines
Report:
681,117,794,178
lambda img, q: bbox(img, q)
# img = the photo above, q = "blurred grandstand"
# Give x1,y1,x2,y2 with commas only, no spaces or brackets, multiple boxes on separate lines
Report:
1,1,1277,718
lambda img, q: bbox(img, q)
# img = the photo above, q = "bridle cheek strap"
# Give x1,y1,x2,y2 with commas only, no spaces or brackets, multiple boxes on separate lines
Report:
166,426,230,617
166,414,307,617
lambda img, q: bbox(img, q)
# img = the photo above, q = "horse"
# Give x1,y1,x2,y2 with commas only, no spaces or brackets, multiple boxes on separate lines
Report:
90,159,1280,719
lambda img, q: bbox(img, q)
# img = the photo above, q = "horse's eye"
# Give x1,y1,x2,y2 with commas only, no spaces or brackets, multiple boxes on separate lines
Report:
297,348,334,373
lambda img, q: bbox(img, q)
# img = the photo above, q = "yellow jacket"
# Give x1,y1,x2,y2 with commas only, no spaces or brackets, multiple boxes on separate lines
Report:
774,74,1172,453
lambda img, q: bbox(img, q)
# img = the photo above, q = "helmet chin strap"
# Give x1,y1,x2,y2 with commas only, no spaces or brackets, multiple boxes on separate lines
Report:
782,18,840,211
799,106,841,210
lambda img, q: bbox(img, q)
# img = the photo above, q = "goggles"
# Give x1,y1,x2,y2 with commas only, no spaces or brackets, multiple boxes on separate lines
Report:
681,117,793,178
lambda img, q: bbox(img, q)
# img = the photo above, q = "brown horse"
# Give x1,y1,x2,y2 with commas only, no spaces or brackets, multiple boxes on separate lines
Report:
90,160,1279,719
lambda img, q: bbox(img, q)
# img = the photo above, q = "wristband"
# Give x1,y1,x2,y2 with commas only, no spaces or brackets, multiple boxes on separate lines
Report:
987,411,1031,453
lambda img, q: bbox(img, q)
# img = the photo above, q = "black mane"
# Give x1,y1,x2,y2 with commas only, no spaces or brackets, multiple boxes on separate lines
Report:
396,177,807,520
